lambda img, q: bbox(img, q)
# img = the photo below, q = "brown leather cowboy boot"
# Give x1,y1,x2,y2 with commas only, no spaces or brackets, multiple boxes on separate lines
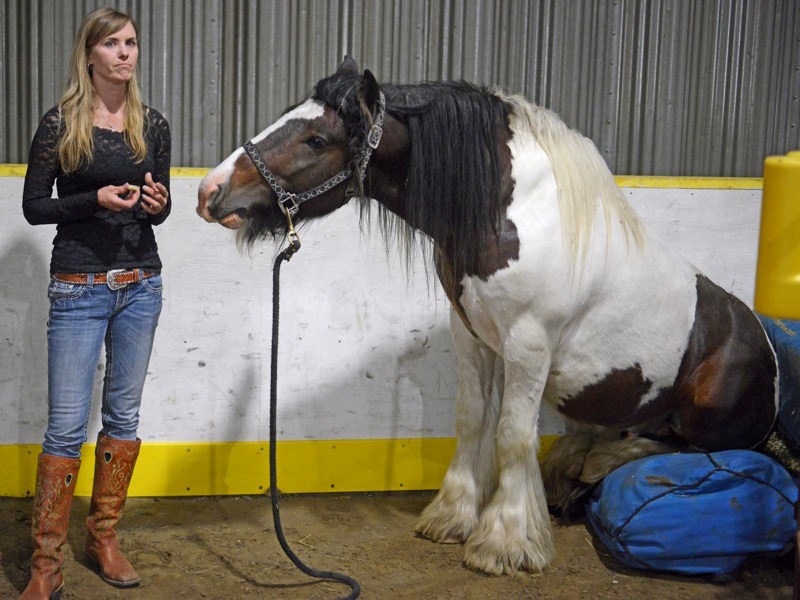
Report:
84,433,141,587
19,453,81,600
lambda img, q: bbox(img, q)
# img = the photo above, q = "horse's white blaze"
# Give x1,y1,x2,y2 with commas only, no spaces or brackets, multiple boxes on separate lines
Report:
250,98,326,144
215,147,244,179
200,99,327,204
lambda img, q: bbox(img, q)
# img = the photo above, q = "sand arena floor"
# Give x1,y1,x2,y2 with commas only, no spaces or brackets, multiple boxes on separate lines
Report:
0,491,793,599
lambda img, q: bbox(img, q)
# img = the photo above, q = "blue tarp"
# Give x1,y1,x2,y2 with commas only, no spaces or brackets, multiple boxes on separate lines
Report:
759,316,800,448
585,451,797,575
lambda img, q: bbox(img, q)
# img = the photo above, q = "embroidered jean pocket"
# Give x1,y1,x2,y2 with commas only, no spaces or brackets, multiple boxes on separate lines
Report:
48,278,86,300
142,274,163,295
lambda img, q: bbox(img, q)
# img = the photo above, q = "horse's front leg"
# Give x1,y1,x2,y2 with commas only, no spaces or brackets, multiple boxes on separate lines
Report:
415,309,501,543
464,331,555,575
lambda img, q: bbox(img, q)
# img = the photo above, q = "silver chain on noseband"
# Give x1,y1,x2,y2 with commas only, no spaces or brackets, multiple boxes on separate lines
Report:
242,91,386,223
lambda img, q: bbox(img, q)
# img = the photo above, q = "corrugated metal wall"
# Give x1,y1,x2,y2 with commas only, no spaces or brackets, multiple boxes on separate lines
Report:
2,0,798,176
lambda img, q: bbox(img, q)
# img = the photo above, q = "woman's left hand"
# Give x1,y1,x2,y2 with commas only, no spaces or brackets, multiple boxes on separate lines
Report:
141,172,169,214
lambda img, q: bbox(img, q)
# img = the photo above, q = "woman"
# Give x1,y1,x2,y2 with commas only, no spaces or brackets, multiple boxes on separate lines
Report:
20,8,170,599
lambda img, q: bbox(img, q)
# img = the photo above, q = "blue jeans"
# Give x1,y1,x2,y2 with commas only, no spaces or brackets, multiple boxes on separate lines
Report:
43,273,163,459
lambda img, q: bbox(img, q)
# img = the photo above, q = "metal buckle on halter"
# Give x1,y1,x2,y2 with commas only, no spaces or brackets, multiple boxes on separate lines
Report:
367,123,383,150
279,194,299,217
106,269,128,290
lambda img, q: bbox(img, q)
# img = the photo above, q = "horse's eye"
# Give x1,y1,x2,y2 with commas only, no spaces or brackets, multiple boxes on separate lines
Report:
305,136,325,150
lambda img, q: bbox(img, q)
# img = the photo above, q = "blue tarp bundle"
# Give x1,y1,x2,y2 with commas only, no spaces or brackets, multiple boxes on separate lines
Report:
760,316,800,448
585,450,797,575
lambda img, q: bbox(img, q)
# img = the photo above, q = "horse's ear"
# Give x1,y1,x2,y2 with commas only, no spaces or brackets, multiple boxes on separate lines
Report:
338,55,359,74
357,69,380,110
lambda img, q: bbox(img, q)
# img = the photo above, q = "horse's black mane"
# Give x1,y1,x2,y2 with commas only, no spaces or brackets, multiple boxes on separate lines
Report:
313,72,510,274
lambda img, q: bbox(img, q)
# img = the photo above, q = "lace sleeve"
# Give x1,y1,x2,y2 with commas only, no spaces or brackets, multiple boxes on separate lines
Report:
21,108,101,225
146,108,172,226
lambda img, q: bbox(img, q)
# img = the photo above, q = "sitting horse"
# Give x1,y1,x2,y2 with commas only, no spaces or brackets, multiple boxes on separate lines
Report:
197,57,778,576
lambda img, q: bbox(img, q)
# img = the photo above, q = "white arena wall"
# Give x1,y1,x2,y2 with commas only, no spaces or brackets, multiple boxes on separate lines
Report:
0,169,764,496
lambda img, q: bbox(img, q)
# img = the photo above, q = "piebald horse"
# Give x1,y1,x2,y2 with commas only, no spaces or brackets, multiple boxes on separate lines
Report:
197,58,778,575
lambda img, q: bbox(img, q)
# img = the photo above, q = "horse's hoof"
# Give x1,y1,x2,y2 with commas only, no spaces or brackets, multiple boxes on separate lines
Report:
415,529,463,544
415,497,477,544
463,537,554,575
463,511,555,575
414,515,473,544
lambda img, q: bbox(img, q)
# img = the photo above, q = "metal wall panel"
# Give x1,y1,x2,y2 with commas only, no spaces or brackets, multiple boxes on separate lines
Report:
2,0,798,175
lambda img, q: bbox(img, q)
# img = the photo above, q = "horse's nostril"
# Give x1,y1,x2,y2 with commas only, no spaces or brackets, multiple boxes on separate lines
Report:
197,176,228,221
197,189,218,222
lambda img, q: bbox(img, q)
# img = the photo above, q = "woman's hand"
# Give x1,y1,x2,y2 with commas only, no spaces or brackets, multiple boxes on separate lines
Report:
98,183,140,212
141,172,169,214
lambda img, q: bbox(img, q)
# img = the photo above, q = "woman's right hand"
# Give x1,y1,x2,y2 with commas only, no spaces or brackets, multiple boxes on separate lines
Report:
97,183,140,212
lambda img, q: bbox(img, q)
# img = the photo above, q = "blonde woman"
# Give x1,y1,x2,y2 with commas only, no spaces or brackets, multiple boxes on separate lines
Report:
20,7,170,599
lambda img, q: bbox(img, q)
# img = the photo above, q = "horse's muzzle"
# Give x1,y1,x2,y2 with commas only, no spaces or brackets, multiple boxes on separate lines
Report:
218,210,246,229
196,196,246,229
197,206,217,223
197,180,218,222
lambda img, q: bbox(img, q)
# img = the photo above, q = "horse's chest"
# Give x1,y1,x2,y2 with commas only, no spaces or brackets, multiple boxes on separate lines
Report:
455,231,700,428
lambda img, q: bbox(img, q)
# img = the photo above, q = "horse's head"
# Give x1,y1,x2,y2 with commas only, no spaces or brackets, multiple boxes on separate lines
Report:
197,57,386,245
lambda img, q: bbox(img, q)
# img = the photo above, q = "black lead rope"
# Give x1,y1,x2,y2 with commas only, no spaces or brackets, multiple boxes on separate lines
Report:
269,244,362,600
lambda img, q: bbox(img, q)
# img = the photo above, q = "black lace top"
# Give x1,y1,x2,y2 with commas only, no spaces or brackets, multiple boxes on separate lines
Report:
22,106,171,274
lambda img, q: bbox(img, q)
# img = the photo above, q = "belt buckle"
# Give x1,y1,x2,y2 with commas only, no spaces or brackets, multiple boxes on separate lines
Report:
106,269,128,290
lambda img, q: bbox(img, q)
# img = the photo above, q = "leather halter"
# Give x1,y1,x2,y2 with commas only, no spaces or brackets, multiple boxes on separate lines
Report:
242,91,386,222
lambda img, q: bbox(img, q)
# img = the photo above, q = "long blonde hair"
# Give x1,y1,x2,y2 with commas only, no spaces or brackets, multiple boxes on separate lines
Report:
58,7,147,173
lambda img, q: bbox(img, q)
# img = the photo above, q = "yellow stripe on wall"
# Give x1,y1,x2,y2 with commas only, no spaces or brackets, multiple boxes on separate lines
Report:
0,164,763,189
0,436,560,498
0,165,212,179
0,164,29,177
614,175,763,189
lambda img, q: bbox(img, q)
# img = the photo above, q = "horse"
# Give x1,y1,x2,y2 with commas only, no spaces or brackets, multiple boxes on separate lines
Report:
196,57,778,576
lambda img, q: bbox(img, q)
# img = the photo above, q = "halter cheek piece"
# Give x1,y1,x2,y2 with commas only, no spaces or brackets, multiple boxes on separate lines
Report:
242,91,386,254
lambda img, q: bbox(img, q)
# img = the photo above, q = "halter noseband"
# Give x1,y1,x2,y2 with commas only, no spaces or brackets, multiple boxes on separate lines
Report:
242,91,386,251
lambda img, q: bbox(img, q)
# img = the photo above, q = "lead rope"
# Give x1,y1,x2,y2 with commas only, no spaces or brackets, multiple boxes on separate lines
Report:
269,236,362,600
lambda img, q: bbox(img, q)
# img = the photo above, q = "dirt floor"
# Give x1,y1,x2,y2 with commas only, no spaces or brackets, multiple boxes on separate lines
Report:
0,491,793,599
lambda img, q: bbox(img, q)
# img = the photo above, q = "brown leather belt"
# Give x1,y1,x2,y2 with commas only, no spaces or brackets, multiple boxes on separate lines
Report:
53,269,158,290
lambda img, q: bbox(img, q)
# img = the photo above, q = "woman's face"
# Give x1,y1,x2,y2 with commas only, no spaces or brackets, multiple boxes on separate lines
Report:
87,21,138,86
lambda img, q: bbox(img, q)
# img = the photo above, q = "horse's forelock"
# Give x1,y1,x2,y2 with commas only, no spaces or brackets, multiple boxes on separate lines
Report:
313,71,378,200
313,72,368,146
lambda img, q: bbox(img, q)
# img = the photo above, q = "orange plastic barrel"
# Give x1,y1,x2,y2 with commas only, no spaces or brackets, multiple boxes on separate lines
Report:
754,151,800,319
